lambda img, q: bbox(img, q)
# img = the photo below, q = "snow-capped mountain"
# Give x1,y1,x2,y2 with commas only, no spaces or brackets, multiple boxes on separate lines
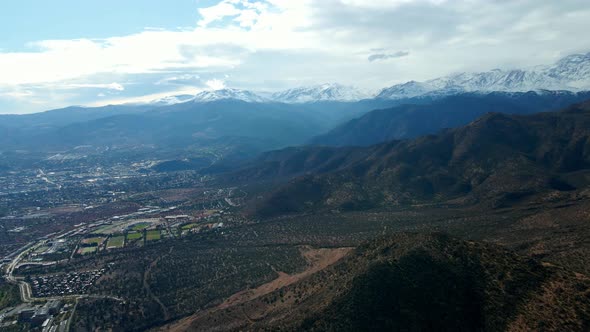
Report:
375,81,434,99
271,83,369,103
378,52,590,99
191,88,268,103
150,94,196,106
144,52,590,105
148,84,369,106
147,89,267,105
545,53,590,89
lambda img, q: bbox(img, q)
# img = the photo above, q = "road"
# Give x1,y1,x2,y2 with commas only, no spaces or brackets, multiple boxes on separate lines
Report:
5,242,36,302
1,217,128,332
4,240,124,304
63,298,78,332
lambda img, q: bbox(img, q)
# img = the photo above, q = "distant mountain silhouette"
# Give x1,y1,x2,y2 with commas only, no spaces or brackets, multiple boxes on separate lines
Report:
312,91,590,147
0,99,399,154
251,100,590,218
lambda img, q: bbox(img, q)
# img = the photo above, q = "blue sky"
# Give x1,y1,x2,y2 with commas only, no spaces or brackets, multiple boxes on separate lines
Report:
1,0,590,114
1,0,203,50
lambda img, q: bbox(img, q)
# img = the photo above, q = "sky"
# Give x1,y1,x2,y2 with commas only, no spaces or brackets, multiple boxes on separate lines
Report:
1,0,590,113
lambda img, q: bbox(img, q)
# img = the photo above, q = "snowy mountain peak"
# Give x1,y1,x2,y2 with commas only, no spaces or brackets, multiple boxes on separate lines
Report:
149,94,196,106
379,52,590,99
377,81,432,99
192,88,268,103
555,52,590,65
272,83,369,103
545,52,590,88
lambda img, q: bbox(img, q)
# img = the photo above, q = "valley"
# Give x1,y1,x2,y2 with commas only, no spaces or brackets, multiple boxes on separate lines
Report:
1,50,590,331
3,1,590,331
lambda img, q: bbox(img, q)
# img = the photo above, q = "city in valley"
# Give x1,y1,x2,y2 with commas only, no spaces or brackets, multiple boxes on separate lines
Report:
0,155,245,331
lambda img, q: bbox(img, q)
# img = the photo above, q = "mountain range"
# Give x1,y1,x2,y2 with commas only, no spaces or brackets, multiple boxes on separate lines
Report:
311,90,590,146
270,83,370,103
0,98,399,169
2,51,590,179
143,52,590,105
247,100,590,218
377,52,590,99
4,90,590,176
148,84,370,105
4,46,590,332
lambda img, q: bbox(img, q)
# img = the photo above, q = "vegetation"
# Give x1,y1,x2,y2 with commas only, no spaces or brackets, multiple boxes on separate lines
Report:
297,234,590,331
66,232,308,330
181,223,198,230
11,100,590,331
252,101,590,218
177,234,590,331
0,279,20,310
130,222,151,231
126,232,142,241
311,92,590,146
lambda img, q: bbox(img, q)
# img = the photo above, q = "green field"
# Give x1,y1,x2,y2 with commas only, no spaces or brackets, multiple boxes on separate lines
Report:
94,223,119,234
130,222,151,231
127,232,142,241
78,247,97,255
82,237,105,245
107,235,125,248
146,230,161,241
181,223,198,230
204,210,218,216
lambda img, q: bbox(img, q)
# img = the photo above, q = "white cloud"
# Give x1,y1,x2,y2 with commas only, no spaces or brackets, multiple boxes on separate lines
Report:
198,0,243,27
368,51,410,62
156,74,202,85
1,0,589,113
63,82,125,91
0,90,34,99
85,87,201,107
205,79,226,90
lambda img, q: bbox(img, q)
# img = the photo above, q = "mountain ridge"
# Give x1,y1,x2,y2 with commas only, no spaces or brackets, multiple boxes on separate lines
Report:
271,83,370,103
378,52,590,99
249,99,590,218
173,233,590,332
311,91,590,147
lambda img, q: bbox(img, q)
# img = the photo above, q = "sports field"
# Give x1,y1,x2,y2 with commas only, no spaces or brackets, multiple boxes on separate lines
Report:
77,247,97,255
107,235,125,248
82,237,105,245
146,230,161,241
127,232,142,241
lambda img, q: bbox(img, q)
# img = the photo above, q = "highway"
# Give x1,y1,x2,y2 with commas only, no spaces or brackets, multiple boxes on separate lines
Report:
5,242,36,302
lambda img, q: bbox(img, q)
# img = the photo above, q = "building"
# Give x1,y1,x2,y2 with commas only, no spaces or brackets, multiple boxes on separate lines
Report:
44,300,62,315
30,307,49,326
18,308,36,322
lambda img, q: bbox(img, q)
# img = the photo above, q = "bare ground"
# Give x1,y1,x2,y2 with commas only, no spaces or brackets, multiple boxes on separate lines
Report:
158,246,352,332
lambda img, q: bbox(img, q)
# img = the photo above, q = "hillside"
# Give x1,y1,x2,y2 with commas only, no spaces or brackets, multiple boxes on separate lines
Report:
312,91,590,147
251,100,590,218
212,145,370,183
172,233,590,332
0,99,401,153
